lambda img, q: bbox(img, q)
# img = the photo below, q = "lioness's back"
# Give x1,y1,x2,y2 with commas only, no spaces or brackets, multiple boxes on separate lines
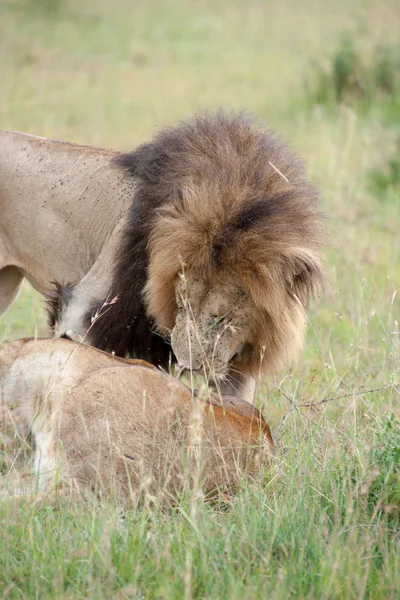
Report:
55,363,270,500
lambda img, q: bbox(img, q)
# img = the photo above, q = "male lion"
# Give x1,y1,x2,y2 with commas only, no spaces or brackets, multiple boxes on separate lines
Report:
0,338,273,506
0,110,323,403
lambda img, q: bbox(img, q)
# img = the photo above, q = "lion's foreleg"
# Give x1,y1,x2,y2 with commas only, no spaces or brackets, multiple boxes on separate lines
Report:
55,266,113,341
55,219,127,341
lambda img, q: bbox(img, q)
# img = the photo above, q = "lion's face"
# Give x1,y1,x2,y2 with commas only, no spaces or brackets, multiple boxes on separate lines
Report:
171,275,254,379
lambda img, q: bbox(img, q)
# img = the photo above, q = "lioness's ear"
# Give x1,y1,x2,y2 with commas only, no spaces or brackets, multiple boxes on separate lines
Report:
114,143,170,183
285,251,324,307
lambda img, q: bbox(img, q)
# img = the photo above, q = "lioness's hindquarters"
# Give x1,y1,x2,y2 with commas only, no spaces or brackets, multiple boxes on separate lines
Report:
0,338,273,505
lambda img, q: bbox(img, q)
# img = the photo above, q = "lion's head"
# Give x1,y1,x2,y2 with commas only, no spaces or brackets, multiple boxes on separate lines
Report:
50,109,324,382
138,110,324,380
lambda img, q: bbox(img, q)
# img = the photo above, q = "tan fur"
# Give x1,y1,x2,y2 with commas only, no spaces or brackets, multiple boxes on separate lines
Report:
0,338,273,507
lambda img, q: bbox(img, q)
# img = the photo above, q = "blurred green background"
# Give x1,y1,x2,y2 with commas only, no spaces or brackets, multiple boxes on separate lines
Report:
0,1,399,597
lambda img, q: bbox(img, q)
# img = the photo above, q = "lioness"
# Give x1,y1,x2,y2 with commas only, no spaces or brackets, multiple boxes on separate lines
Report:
0,110,324,404
0,338,273,506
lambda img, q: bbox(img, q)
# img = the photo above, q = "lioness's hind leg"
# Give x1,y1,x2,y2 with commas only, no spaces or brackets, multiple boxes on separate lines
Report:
0,266,24,317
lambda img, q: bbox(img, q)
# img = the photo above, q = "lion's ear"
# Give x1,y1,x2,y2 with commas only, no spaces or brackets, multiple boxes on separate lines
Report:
285,251,323,307
115,143,170,183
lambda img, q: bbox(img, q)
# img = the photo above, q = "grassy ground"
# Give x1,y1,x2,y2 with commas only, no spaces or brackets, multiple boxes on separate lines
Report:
0,0,399,598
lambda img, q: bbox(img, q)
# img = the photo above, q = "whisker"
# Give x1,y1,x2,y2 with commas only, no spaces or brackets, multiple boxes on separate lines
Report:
226,374,242,387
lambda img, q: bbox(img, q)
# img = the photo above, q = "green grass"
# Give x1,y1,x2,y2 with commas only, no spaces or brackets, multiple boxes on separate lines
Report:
0,0,399,598
305,34,400,110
